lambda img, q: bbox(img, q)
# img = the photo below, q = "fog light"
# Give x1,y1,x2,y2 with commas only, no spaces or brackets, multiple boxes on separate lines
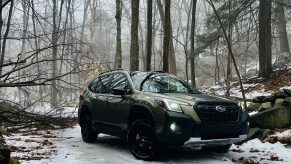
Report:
170,123,176,131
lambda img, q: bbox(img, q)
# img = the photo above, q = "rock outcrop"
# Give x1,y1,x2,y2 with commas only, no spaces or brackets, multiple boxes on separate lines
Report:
248,89,291,129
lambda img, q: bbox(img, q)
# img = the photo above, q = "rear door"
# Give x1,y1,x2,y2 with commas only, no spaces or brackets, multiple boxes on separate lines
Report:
89,74,112,122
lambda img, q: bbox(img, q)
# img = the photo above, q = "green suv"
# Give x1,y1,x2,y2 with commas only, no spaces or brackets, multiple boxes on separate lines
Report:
78,70,249,160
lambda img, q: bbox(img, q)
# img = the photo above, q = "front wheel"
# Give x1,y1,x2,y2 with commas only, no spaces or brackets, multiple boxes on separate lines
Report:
80,113,97,143
127,120,157,161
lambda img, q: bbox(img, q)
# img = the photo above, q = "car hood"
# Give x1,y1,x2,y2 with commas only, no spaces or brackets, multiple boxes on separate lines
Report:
144,92,234,105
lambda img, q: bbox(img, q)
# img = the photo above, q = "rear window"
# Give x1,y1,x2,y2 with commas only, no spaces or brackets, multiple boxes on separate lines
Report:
88,74,111,93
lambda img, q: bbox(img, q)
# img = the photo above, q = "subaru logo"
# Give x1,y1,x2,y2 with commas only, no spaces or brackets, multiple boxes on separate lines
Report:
216,105,226,112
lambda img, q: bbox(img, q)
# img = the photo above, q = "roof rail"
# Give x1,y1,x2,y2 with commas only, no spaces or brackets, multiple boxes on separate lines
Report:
152,71,166,73
99,68,124,75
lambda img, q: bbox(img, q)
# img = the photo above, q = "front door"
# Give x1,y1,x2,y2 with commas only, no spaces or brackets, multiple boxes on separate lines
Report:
105,73,132,129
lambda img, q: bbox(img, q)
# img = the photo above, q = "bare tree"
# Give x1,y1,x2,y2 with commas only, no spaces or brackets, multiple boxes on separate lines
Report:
258,0,272,78
225,0,233,97
206,0,247,108
51,0,59,108
163,0,171,72
0,0,13,77
146,0,153,71
130,0,139,71
156,0,176,74
276,2,290,54
190,0,197,88
115,0,122,69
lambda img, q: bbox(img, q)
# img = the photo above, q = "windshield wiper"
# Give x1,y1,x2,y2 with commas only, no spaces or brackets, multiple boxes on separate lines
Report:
139,72,156,91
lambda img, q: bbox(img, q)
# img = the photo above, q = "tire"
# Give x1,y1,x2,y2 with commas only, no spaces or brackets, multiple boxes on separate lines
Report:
80,113,97,143
128,119,157,161
202,144,231,153
0,145,10,163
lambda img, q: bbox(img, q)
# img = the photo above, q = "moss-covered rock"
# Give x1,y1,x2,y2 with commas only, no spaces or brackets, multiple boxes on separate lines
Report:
273,92,288,99
275,99,285,106
250,105,290,129
258,102,272,112
246,103,261,112
283,89,291,97
283,97,291,107
246,68,258,77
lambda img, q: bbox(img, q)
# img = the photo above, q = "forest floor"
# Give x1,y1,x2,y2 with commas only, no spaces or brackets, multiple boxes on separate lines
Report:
5,125,291,164
205,68,291,100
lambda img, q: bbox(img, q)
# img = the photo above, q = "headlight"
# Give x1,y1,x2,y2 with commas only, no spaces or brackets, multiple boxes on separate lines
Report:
154,98,190,113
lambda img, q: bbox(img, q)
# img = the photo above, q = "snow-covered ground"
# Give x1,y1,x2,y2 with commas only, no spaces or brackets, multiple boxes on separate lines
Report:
205,84,272,100
5,126,291,164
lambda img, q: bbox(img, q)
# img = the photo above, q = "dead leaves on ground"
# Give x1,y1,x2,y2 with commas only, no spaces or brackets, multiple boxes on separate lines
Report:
244,69,291,93
265,128,291,144
8,137,57,161
233,157,259,164
233,153,283,164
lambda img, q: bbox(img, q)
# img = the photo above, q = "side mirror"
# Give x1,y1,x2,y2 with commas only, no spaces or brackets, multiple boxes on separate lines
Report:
112,88,126,95
112,87,132,96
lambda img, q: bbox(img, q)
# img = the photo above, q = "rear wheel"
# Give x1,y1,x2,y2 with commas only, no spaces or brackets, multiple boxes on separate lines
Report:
128,120,157,160
80,113,97,143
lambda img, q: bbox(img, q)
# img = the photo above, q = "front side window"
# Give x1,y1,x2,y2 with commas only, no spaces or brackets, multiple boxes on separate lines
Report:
109,73,128,93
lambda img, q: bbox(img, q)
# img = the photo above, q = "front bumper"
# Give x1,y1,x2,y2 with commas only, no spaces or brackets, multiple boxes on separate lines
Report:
156,111,249,146
184,134,247,148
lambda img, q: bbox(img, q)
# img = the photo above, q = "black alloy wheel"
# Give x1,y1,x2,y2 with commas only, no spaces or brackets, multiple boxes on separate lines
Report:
128,120,157,160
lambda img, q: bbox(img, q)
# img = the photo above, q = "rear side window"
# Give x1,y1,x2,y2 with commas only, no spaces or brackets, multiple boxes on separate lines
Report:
109,73,128,93
89,75,112,93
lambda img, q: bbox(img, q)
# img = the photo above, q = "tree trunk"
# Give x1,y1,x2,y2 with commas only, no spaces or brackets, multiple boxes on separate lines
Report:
80,0,89,54
156,0,176,74
190,0,197,88
130,0,139,71
276,3,290,54
138,23,146,70
225,0,233,97
51,0,58,108
152,2,158,70
163,0,170,72
146,0,153,71
258,0,272,78
0,0,2,78
0,0,13,77
184,0,193,82
115,0,122,69
31,0,43,101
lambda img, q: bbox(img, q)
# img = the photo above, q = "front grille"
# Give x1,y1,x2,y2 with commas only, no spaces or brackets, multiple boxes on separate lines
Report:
194,102,239,123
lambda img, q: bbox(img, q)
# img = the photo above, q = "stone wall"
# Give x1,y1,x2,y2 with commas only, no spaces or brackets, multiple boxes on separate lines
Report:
248,89,291,129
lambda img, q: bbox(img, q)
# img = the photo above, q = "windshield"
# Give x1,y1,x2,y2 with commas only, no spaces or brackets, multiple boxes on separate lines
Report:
130,72,200,94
